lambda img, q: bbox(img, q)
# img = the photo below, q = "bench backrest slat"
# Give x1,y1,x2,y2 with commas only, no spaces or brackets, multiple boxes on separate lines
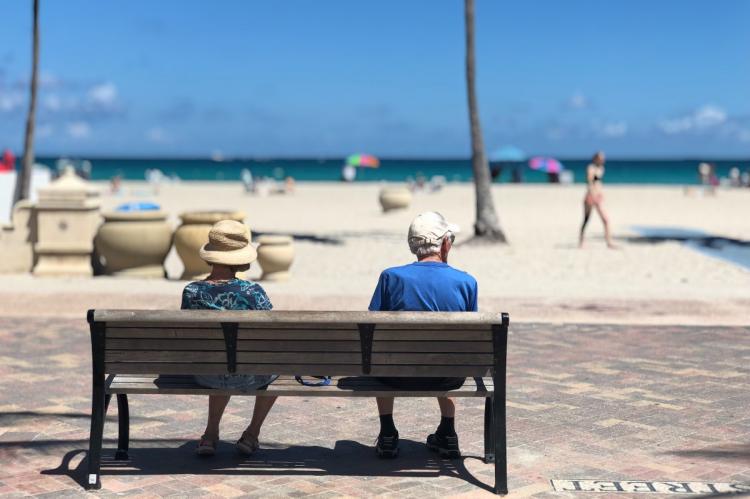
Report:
91,310,507,378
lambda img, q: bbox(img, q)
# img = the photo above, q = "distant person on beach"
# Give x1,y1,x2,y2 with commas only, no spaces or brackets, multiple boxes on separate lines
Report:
109,175,122,194
341,164,356,182
0,149,14,172
579,151,616,249
241,168,254,193
511,166,523,183
368,211,477,459
489,161,502,182
181,220,278,457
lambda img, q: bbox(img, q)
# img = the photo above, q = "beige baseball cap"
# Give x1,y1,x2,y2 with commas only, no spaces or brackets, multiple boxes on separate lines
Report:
407,211,460,252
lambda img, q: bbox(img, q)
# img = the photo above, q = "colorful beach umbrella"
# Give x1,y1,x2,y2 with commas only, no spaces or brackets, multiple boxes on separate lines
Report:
528,156,564,173
490,145,526,162
346,154,380,168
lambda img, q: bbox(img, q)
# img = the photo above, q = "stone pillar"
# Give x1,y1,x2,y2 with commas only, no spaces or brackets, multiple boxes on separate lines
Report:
33,167,101,276
0,200,36,273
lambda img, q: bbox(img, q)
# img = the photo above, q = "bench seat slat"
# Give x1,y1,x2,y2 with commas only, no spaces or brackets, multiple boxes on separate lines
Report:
105,363,491,377
104,350,492,366
106,374,494,397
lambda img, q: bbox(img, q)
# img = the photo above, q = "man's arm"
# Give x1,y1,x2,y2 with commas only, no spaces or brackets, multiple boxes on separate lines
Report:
468,280,478,312
368,272,388,311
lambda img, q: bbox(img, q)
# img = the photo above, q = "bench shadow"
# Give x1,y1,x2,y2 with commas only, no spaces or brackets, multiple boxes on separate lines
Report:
0,411,157,424
42,439,494,492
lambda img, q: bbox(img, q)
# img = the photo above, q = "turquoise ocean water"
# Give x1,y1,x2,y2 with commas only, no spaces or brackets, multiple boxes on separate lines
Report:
37,157,750,185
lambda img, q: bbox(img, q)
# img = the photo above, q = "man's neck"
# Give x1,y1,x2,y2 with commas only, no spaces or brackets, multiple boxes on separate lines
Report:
418,255,444,264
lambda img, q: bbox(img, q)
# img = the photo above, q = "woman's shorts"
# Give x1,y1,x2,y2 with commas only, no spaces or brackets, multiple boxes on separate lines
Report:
376,376,465,391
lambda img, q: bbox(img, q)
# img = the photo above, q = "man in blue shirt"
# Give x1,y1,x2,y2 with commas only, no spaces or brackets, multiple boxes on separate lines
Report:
369,211,478,459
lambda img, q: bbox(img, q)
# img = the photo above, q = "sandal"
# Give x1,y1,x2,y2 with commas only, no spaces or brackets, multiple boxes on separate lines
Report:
196,435,217,456
236,431,259,456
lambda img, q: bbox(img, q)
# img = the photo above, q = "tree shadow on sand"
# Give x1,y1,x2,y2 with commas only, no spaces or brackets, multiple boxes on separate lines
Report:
42,438,494,492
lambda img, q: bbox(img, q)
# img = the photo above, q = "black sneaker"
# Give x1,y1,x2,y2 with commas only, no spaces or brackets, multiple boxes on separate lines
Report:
426,433,461,459
376,432,399,459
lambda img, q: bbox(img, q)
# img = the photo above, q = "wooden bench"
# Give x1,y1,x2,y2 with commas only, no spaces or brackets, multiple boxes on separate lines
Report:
86,310,509,494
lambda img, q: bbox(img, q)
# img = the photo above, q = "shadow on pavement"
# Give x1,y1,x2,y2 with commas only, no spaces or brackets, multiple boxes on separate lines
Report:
0,410,157,424
42,438,494,492
664,443,750,461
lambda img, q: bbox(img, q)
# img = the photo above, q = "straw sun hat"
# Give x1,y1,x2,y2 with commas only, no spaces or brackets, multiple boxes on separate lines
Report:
199,220,257,266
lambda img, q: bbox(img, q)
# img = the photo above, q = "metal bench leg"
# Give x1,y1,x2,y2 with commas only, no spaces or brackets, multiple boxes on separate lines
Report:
114,394,130,460
86,375,105,490
491,314,509,495
484,396,494,463
493,383,508,495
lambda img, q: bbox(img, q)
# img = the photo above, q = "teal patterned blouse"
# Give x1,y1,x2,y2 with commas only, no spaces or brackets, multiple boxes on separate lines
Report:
181,278,276,391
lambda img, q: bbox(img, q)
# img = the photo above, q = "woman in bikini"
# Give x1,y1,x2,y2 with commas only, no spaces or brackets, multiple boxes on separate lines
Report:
579,151,616,248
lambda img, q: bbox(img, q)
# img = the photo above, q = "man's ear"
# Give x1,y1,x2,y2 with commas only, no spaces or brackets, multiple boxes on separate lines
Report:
440,237,451,261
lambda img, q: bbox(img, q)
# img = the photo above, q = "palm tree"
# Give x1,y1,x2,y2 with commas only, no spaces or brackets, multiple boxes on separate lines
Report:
13,0,40,207
464,0,507,242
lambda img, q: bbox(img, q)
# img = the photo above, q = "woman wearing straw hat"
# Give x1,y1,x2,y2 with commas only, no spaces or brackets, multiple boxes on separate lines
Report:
181,219,277,456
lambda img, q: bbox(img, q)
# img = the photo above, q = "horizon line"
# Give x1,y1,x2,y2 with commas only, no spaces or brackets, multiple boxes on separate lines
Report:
31,154,750,162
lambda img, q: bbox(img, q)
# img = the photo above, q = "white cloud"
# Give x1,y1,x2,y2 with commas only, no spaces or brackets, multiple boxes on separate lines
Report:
692,105,727,128
0,91,23,112
67,121,91,139
147,127,169,143
546,126,565,140
738,129,750,143
600,121,628,138
567,92,589,110
43,94,61,111
87,82,117,106
659,105,727,134
36,124,54,139
38,72,63,89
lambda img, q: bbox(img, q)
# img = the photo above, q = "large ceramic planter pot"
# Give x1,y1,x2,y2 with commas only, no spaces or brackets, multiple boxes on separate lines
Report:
379,186,412,212
94,211,172,277
256,235,294,281
174,210,246,280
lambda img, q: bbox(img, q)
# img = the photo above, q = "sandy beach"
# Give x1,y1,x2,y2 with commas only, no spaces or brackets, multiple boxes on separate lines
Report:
2,181,748,324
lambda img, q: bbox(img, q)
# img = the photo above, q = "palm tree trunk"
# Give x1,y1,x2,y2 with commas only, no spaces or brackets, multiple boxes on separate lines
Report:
13,0,40,207
465,0,506,242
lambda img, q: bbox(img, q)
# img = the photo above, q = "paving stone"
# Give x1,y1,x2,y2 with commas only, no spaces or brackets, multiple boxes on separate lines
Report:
1,318,749,497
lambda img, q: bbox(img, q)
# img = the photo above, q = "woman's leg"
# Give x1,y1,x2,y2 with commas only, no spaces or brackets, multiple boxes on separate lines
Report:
579,202,593,247
243,395,278,439
203,395,231,440
595,203,617,248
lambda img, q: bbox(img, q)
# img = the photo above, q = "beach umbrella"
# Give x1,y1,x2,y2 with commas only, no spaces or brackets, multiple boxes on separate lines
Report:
528,156,564,173
346,154,380,168
490,145,526,162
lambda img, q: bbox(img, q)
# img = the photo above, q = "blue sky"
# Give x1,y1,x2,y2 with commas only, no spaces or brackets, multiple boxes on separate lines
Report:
0,0,748,158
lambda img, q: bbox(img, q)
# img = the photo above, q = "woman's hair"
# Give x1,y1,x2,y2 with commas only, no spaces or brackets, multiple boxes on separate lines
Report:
592,151,605,164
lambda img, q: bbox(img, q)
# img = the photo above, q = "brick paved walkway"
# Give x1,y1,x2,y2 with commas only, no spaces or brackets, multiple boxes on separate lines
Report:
0,318,748,497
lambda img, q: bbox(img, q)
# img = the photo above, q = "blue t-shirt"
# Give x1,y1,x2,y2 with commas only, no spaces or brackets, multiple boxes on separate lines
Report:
368,261,478,312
